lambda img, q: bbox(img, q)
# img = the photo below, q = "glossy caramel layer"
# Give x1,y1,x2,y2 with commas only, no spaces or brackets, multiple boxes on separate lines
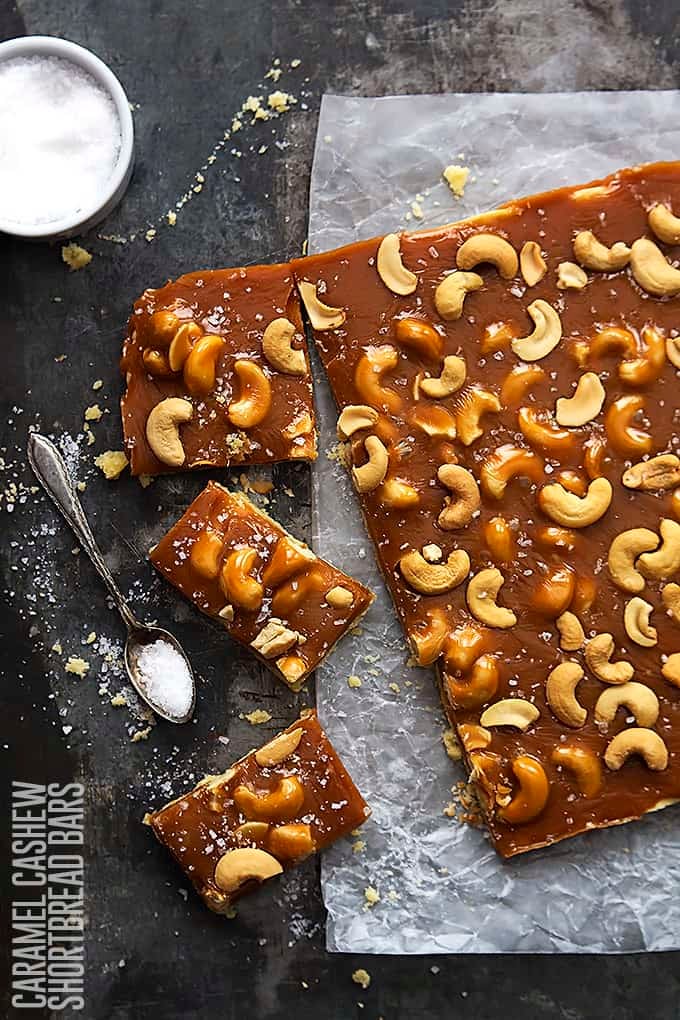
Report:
293,162,680,857
150,483,374,690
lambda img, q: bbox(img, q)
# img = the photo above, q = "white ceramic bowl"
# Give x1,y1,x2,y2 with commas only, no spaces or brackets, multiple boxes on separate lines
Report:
0,35,134,240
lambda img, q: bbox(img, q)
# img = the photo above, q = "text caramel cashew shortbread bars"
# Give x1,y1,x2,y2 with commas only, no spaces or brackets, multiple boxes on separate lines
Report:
293,161,680,857
121,262,316,475
146,710,370,912
150,483,374,690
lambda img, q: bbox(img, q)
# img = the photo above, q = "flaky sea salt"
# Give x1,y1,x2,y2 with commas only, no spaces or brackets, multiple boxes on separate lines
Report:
136,639,192,719
0,56,121,225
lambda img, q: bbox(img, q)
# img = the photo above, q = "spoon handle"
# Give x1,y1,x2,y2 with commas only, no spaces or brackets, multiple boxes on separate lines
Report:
27,433,139,632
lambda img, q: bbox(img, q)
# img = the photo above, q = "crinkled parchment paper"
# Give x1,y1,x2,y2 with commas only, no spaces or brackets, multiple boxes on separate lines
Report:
309,92,680,954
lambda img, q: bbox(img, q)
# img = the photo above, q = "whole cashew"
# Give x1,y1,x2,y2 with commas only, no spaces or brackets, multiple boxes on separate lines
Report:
585,633,634,684
573,229,631,271
483,516,516,565
511,300,563,361
551,745,603,796
255,727,304,766
519,241,547,287
630,237,680,296
142,348,173,376
189,529,224,579
214,847,282,894
480,444,543,499
184,334,226,396
409,608,450,666
455,387,502,445
145,397,193,467
546,661,587,727
376,232,417,295
267,823,315,861
437,464,480,529
420,355,467,399
555,372,605,427
623,597,657,647
666,337,680,369
380,476,420,509
662,653,680,688
556,611,585,651
443,623,491,674
517,406,576,454
648,202,680,244
262,317,307,375
444,653,499,709
623,454,680,492
662,582,680,624
497,755,550,825
352,435,389,493
399,547,470,595
433,271,483,320
605,395,653,458
168,321,203,371
336,404,379,440
298,280,346,329
325,585,355,609
458,724,492,752
480,698,539,731
261,536,315,588
354,345,402,413
618,324,666,387
456,233,519,279
638,518,680,579
530,563,575,618
556,261,588,290
466,568,517,629
220,546,264,613
234,776,306,821
228,360,272,429
500,364,545,406
607,528,659,593
604,728,668,772
595,682,659,728
410,404,458,439
149,308,182,346
394,317,443,361
538,477,612,528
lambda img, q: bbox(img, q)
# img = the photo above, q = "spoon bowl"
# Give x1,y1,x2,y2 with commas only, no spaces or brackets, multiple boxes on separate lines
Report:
125,625,196,725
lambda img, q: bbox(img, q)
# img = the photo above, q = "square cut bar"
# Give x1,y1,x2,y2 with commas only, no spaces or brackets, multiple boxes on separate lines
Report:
150,482,374,690
120,262,316,475
146,710,370,913
292,162,680,857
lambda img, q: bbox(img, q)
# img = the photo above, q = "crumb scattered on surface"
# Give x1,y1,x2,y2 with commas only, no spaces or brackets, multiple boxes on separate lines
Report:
92,379,103,390
347,674,362,689
363,886,380,909
145,227,156,242
85,631,96,644
61,243,92,270
131,727,152,742
443,164,470,197
95,450,129,480
167,210,177,226
388,682,400,695
268,90,296,113
84,404,103,422
110,693,128,707
242,709,271,725
444,780,484,826
411,200,424,219
65,656,89,677
442,727,462,761
51,641,63,655
352,969,371,990
138,474,154,488
352,839,366,853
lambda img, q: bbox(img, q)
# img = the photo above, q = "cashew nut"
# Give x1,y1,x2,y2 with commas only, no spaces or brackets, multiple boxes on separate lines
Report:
466,568,517,629
261,537,315,589
394,317,443,360
546,661,587,727
262,317,307,375
483,516,516,565
518,406,576,454
234,821,269,844
437,464,480,529
399,547,470,595
189,529,224,579
662,582,680,624
298,280,346,329
551,745,603,797
220,546,263,613
168,321,203,371
511,300,563,361
500,364,545,406
595,682,659,728
420,355,467,399
433,271,484,320
530,563,575,618
605,394,652,458
183,334,226,396
624,597,657,647
336,404,379,440
480,698,539,730
376,232,417,295
276,654,308,688
538,476,612,528
267,823,315,860
234,776,306,821
480,444,543,499
556,611,585,651
409,608,450,666
666,337,680,369
149,307,182,345
142,348,173,376
458,724,492,752
638,518,680,579
519,241,547,287
145,397,193,467
556,261,588,290
618,324,666,387
456,233,518,279
443,624,491,674
228,360,272,429
454,387,501,446
622,454,680,492
380,476,420,509
535,525,578,553
352,435,389,493
255,727,304,766
662,653,680,688
214,848,283,894
607,528,659,593
648,202,680,244
585,633,634,684
604,728,668,772
573,230,631,271
354,345,402,413
630,237,680,296
497,755,550,825
444,653,499,709
325,585,355,609
251,619,300,658
555,372,605,427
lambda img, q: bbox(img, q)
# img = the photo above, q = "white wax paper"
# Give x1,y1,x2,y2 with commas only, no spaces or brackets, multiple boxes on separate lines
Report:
308,91,680,954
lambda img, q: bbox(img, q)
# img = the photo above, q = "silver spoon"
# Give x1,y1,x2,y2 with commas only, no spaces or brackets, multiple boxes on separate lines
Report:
27,433,196,724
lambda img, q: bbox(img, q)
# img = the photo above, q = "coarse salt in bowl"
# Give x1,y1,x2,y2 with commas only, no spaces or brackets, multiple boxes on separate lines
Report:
0,35,134,240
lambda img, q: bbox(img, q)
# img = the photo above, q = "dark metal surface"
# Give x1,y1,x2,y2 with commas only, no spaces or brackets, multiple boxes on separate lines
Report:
1,1,680,1017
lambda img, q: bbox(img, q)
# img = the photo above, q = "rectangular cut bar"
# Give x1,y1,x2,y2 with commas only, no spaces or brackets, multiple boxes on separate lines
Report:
293,162,680,857
146,710,370,912
150,482,374,690
120,262,316,475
